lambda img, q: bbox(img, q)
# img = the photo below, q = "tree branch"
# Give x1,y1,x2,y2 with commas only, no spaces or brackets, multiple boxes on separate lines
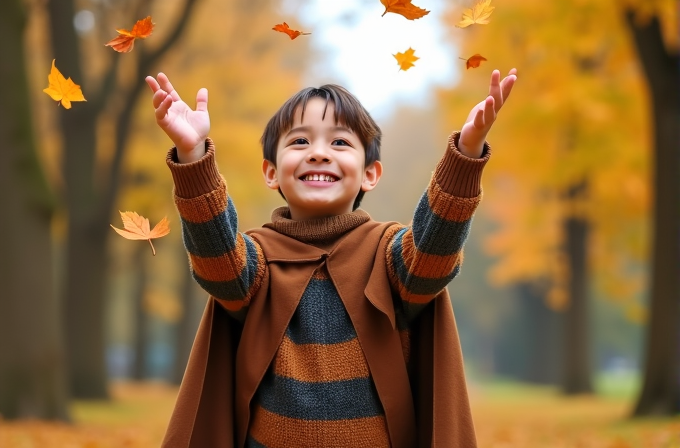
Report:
99,0,201,221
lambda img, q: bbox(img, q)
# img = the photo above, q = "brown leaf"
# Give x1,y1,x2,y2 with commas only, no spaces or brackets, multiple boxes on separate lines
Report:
456,0,495,28
461,53,487,69
381,0,430,20
394,47,419,71
105,16,154,53
42,60,86,109
272,22,311,40
111,211,170,256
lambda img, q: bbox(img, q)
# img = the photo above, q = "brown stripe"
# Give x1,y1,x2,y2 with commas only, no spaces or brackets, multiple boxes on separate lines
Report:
434,131,490,198
426,181,481,223
249,407,390,448
174,182,229,224
189,234,251,282
393,231,462,278
273,335,370,383
397,289,439,306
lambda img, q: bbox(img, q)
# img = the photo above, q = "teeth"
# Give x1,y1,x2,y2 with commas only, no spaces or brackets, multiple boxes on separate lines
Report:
303,174,336,182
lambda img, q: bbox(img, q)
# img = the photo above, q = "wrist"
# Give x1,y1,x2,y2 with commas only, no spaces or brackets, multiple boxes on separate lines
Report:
177,140,207,163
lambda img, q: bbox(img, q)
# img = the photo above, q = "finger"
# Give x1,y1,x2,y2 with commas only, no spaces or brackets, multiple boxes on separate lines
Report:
500,69,518,102
473,108,485,129
156,94,173,121
145,76,160,93
483,96,495,127
488,69,502,113
195,88,208,112
157,72,182,102
152,89,168,109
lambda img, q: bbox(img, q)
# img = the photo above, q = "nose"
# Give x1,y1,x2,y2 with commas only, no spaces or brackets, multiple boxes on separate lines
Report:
307,144,332,163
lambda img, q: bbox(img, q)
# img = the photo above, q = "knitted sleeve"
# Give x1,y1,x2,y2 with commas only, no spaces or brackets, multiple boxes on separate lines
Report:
385,131,490,321
166,138,266,321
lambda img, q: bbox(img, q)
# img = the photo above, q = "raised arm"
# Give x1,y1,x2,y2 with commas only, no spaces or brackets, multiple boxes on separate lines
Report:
167,141,266,321
146,73,265,320
386,68,517,321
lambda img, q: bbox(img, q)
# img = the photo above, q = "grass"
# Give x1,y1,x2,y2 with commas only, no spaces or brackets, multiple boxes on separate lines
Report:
0,377,678,447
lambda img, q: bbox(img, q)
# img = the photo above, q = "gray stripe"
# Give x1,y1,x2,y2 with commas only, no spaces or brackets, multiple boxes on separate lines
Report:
391,234,461,295
411,194,472,256
257,373,384,420
182,197,239,258
286,278,357,344
192,236,259,301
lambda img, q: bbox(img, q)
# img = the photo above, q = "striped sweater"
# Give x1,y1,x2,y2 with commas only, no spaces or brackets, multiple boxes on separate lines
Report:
167,131,489,448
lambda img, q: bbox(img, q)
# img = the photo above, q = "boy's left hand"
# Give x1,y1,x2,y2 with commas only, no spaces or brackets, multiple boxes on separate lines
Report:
458,68,517,158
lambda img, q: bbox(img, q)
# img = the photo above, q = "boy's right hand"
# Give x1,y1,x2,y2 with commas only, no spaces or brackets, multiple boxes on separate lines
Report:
145,72,210,163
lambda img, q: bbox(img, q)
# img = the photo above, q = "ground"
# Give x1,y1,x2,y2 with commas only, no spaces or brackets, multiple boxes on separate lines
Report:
0,379,678,447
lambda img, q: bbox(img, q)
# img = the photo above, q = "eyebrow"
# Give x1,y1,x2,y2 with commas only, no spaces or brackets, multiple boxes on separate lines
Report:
284,125,354,138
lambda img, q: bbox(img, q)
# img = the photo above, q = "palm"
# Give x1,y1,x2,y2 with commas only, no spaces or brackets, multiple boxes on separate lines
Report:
158,100,209,152
145,72,210,158
458,68,517,158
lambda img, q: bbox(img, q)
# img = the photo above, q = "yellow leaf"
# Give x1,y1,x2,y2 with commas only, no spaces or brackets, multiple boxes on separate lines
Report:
110,211,170,256
393,47,419,71
42,59,86,109
456,0,495,28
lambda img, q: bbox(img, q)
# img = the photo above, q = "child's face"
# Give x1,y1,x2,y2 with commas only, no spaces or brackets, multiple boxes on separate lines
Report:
262,97,382,220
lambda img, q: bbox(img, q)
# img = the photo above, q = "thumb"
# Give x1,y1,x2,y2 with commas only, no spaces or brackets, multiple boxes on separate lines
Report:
195,88,208,112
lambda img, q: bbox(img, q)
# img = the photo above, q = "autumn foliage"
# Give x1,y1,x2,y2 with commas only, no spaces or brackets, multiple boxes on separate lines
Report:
394,47,420,71
111,211,170,256
105,16,154,53
272,22,311,40
380,0,430,20
42,59,86,109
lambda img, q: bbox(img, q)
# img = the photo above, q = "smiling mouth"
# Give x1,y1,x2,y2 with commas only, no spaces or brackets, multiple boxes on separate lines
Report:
300,174,339,182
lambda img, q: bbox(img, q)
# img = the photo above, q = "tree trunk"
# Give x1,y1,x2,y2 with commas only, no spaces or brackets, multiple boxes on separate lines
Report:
562,182,593,394
131,246,149,381
625,9,680,417
172,244,204,385
45,0,200,398
0,0,69,420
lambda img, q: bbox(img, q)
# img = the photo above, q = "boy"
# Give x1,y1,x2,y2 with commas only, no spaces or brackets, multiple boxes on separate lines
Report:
146,68,517,448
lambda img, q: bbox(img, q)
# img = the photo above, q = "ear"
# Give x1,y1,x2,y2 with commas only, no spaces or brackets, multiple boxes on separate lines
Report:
262,159,279,190
361,160,383,192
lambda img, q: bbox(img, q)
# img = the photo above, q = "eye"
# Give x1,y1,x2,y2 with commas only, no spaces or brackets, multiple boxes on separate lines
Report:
332,139,350,146
290,137,308,145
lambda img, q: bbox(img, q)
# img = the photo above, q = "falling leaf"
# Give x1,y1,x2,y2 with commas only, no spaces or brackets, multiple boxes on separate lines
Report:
272,22,311,40
460,53,488,69
394,47,419,71
381,0,430,20
42,59,86,109
105,16,154,53
456,0,495,28
111,211,170,256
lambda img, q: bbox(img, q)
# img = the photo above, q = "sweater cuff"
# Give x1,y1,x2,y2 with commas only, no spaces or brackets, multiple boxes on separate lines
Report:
165,138,223,199
434,131,491,198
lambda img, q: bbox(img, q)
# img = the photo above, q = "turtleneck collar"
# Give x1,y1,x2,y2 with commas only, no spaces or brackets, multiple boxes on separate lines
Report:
263,207,371,245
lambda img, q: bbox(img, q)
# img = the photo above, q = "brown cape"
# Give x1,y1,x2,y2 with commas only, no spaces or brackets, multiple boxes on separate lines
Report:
161,220,477,448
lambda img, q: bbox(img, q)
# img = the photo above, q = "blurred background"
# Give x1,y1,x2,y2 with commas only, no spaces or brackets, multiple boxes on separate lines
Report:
1,0,678,446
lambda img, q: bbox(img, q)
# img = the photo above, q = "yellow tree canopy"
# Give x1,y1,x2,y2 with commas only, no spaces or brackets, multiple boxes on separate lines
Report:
438,0,676,314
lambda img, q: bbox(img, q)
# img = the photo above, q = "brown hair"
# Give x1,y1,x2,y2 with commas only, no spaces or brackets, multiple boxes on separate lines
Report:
260,84,381,210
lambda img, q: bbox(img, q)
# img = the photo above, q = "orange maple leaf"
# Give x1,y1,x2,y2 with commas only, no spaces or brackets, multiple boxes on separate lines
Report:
272,22,311,40
456,0,495,28
42,59,86,109
111,211,170,256
460,54,488,69
381,0,430,20
105,16,154,53
394,47,419,71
